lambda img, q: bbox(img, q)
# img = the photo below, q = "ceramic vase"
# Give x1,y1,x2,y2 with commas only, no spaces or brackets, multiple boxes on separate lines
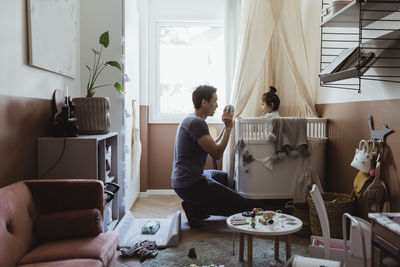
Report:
73,97,110,134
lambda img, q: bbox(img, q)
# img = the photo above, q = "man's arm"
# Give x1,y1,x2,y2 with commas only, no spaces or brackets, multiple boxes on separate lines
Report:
197,111,233,160
197,128,231,160
214,126,225,143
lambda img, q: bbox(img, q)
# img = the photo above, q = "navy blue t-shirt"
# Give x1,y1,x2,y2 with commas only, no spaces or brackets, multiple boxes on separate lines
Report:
171,113,210,189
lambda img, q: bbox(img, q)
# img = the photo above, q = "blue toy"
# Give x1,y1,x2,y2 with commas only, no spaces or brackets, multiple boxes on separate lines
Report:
224,104,235,113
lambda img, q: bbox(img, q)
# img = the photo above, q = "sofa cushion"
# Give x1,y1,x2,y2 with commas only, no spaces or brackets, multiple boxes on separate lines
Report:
0,182,37,267
35,209,103,242
19,231,118,266
18,258,103,267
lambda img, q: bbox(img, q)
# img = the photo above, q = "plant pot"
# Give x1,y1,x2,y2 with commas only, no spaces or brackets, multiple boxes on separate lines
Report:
73,97,110,134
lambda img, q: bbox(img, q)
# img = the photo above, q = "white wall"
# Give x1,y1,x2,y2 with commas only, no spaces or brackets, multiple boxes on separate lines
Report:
302,0,400,104
123,0,141,210
80,0,138,211
0,0,80,99
80,0,124,131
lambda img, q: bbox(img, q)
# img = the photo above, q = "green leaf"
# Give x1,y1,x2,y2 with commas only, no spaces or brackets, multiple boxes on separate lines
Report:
106,61,122,71
91,48,99,55
99,31,110,48
114,82,123,94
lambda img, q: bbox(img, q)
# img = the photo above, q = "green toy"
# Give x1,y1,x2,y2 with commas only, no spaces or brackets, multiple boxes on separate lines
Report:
141,220,160,234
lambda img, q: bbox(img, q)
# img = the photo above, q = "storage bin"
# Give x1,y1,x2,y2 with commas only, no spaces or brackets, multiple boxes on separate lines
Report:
307,191,355,239
285,201,311,237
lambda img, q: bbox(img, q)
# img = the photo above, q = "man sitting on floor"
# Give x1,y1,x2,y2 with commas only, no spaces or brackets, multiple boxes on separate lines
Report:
171,85,253,228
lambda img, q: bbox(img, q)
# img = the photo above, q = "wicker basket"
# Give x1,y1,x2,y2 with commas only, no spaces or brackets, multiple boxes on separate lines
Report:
307,192,355,239
285,201,310,237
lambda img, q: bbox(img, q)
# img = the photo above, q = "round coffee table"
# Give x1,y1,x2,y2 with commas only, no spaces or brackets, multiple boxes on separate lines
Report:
226,212,302,266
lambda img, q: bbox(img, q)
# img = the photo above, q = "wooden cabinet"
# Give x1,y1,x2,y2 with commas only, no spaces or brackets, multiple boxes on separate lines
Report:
369,213,400,266
37,132,124,230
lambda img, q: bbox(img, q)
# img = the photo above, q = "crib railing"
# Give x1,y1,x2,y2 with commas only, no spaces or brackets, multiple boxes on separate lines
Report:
235,117,328,141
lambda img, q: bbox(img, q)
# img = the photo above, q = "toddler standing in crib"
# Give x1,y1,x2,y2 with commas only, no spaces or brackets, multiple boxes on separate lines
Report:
261,86,280,118
261,86,280,141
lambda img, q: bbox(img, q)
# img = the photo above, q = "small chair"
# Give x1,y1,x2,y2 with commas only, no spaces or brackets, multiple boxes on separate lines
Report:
308,184,371,266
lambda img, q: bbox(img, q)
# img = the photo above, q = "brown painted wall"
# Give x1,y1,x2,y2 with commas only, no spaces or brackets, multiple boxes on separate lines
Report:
139,105,149,192
140,100,400,213
0,95,52,187
139,105,223,191
316,99,400,211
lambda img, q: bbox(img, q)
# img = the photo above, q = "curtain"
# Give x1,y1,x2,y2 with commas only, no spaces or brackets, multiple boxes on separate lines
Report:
224,0,242,98
222,0,242,182
223,0,320,177
231,0,318,118
125,100,142,211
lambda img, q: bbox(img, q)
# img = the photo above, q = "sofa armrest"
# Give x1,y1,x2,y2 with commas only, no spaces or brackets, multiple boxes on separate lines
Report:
24,179,104,216
35,208,103,241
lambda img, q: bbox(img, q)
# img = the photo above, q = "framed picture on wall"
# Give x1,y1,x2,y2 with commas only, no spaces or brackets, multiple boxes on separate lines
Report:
27,0,77,78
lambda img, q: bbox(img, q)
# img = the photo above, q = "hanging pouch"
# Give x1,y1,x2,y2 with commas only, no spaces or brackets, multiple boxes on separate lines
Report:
363,154,386,212
353,171,371,198
350,140,374,173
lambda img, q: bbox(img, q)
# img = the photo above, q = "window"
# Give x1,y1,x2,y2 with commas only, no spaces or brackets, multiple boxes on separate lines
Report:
150,22,226,123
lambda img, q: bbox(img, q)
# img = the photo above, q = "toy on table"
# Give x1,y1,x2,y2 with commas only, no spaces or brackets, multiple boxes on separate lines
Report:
250,212,256,228
230,216,248,225
224,104,235,113
258,217,275,225
262,210,275,220
252,208,264,216
276,209,284,228
258,210,279,225
241,211,253,217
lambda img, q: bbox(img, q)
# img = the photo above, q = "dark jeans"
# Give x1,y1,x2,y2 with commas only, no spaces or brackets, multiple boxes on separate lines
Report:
174,170,253,217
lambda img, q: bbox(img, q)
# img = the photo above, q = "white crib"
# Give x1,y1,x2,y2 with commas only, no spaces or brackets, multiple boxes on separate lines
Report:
234,117,328,199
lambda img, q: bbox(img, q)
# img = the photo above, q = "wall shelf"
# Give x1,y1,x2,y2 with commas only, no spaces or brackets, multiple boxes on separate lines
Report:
320,0,400,92
37,132,125,231
321,0,400,28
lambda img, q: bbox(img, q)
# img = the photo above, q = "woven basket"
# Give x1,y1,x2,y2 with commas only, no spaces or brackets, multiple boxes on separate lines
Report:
73,97,110,134
307,192,355,239
285,201,310,237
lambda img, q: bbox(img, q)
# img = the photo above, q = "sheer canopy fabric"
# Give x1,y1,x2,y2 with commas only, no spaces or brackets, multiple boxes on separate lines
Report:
231,0,318,118
223,0,319,176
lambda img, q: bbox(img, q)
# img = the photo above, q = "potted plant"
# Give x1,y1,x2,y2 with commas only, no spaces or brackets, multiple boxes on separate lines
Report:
73,31,123,134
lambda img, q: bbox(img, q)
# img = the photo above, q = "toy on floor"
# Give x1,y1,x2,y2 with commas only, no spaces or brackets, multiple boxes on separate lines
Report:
120,240,158,262
188,248,197,259
141,220,160,234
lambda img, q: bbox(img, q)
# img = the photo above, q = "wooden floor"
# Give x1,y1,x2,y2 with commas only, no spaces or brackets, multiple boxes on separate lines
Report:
117,194,310,266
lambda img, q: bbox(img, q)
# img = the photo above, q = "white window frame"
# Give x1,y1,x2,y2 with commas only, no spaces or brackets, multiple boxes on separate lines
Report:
148,20,225,124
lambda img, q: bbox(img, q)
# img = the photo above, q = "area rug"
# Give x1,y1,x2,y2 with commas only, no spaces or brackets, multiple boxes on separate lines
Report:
141,236,308,267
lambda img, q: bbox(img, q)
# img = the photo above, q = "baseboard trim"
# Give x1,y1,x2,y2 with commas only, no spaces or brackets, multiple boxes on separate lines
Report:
139,189,177,197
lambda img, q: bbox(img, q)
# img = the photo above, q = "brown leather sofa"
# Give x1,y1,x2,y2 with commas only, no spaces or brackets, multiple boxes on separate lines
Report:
0,179,119,267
